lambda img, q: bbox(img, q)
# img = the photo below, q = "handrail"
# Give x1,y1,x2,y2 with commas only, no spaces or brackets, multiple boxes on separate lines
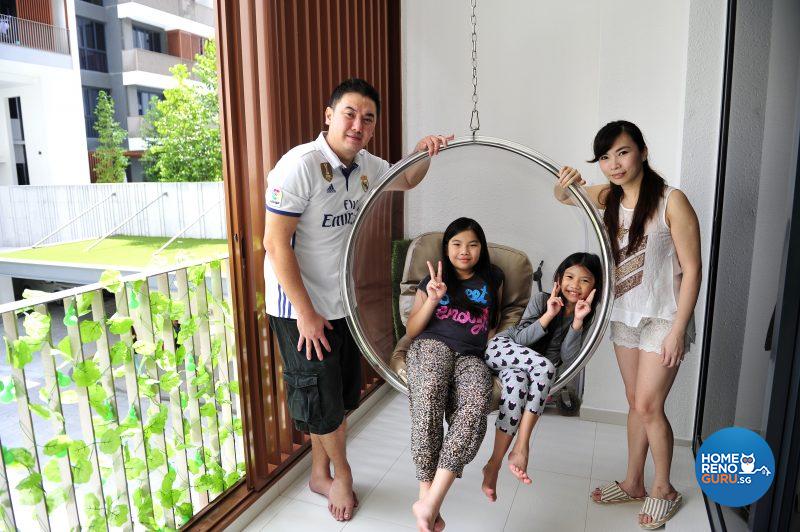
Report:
85,192,167,251
0,252,228,314
32,193,117,248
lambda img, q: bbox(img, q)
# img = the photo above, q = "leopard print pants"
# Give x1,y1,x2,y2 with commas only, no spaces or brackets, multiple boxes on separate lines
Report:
407,338,492,482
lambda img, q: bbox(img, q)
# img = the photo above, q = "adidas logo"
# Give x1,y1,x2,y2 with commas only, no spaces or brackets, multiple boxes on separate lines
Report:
326,184,336,193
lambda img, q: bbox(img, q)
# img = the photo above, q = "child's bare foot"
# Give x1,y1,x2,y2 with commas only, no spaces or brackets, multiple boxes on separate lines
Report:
328,474,356,521
481,462,500,501
412,499,442,532
508,449,532,484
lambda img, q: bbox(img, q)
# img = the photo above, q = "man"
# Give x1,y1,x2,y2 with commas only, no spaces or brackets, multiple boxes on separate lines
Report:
263,78,451,522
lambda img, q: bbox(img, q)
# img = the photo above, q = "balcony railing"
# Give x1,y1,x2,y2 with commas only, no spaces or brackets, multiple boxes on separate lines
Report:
122,48,194,78
0,256,243,529
0,14,70,55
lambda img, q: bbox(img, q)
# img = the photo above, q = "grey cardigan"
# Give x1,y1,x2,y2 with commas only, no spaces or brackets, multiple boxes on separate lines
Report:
496,292,587,368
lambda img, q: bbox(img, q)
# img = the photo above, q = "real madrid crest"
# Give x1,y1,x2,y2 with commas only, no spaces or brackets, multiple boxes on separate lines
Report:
320,162,333,182
360,175,369,192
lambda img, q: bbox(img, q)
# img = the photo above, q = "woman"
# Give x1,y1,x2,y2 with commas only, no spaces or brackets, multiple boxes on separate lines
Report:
556,120,701,529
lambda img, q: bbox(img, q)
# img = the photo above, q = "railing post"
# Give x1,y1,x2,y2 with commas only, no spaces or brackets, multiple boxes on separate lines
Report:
114,285,155,528
35,303,81,530
173,269,209,509
90,292,134,530
62,295,109,529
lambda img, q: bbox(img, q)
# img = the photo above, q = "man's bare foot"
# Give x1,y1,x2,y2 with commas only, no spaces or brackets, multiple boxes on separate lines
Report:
412,499,440,532
481,462,500,502
310,476,359,508
507,449,531,485
309,475,333,497
328,475,356,521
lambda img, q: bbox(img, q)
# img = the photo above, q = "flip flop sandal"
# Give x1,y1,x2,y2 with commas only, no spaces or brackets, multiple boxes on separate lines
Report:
638,492,683,529
591,480,647,504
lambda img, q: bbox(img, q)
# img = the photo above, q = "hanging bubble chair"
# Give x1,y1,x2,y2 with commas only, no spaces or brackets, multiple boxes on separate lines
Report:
341,136,615,410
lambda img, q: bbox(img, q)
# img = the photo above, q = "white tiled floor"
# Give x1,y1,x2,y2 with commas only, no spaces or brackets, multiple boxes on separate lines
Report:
243,390,711,532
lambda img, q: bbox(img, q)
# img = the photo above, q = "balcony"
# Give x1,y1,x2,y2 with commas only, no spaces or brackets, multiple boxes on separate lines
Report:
0,14,70,55
117,0,215,31
0,257,243,529
122,48,194,78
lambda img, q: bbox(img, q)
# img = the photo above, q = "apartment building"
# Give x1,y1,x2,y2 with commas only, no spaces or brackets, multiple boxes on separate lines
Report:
0,0,90,186
76,0,215,181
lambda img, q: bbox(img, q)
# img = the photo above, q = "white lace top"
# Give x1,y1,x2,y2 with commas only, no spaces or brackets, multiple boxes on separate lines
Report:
609,187,694,336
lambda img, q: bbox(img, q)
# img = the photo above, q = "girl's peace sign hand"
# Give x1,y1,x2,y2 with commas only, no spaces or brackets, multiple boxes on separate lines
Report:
575,289,596,321
545,281,565,317
426,260,447,303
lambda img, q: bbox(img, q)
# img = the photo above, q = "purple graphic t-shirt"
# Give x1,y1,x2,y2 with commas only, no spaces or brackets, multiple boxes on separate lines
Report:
416,265,504,356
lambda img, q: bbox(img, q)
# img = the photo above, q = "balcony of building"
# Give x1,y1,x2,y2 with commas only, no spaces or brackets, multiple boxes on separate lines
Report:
0,13,70,56
115,0,214,39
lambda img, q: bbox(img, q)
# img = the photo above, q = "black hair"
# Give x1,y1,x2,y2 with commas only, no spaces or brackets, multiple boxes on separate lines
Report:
440,217,501,328
589,120,666,262
328,78,381,116
553,252,602,325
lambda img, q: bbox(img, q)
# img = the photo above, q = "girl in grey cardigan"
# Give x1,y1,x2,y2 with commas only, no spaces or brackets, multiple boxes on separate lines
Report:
481,252,602,501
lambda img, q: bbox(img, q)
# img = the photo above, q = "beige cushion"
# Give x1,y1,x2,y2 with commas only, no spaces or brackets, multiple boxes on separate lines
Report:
390,232,533,409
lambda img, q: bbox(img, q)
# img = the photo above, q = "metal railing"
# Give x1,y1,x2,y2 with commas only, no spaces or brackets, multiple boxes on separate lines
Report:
0,256,243,529
0,14,70,55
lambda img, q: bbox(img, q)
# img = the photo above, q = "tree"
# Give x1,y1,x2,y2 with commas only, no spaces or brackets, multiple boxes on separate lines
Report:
93,91,128,183
143,40,222,182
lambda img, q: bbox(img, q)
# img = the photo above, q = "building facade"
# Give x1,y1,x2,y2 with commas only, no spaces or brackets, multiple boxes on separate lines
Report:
0,0,90,186
75,0,215,181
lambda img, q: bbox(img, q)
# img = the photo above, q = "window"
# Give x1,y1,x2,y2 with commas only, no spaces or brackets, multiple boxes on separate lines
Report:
81,0,103,5
77,17,107,72
137,89,163,115
133,25,161,53
83,86,107,138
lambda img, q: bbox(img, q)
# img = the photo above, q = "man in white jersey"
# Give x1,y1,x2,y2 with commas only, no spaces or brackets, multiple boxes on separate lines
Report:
263,78,451,522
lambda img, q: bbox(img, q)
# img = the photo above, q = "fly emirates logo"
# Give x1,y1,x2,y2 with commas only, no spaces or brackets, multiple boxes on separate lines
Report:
321,199,361,228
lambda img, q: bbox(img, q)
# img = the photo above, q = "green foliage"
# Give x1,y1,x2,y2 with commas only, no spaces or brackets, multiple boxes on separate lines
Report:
0,259,246,528
73,360,101,387
92,90,129,183
143,40,222,182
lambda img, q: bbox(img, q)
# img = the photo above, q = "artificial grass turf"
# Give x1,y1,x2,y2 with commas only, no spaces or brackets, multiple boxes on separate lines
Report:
0,236,229,269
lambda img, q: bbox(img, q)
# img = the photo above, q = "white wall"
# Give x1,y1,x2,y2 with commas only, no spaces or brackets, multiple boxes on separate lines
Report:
402,0,725,441
0,36,89,185
0,183,227,247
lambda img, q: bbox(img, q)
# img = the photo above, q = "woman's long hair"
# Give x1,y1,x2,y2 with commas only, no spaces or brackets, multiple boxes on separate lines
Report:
553,252,603,325
590,121,666,262
440,217,501,328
